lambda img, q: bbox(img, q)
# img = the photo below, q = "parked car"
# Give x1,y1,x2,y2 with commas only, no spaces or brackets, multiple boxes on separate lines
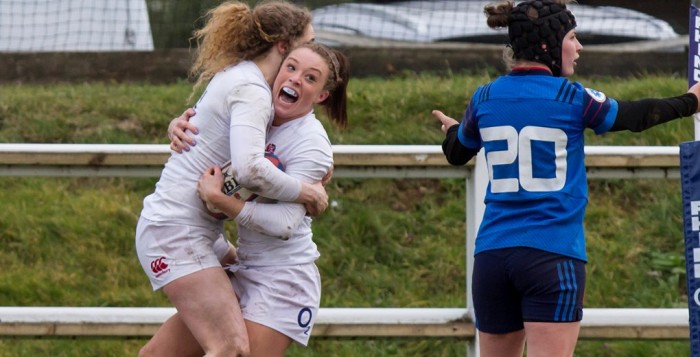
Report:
312,0,680,46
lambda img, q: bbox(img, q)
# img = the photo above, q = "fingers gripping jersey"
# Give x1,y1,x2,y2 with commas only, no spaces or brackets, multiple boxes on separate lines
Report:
457,70,618,261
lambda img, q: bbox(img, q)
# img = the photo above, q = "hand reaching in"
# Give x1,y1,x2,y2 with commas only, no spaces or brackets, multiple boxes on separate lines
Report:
168,108,199,153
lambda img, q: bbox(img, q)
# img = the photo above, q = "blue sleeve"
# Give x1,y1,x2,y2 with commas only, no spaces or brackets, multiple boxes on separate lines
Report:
578,84,618,135
457,92,482,149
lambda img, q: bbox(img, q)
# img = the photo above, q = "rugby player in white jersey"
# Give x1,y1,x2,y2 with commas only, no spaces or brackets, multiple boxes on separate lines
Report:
150,43,349,357
135,2,329,357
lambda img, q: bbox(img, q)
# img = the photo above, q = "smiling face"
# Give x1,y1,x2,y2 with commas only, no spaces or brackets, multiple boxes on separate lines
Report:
272,47,330,124
560,29,582,77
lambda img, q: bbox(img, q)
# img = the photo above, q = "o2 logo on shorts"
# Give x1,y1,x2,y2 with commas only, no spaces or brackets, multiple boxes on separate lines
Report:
297,307,313,335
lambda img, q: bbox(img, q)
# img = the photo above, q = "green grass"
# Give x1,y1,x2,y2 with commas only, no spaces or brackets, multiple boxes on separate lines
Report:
0,72,695,356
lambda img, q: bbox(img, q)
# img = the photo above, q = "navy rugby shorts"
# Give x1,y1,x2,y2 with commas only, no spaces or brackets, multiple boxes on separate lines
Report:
472,247,586,334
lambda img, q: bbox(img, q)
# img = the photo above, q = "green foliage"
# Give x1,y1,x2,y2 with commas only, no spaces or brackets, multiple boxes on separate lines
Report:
326,72,488,144
0,73,694,355
0,82,192,143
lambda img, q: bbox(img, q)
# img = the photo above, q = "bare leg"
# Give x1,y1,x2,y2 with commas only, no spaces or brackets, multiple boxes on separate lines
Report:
478,329,526,357
524,321,580,357
162,267,250,357
139,312,203,357
246,320,293,357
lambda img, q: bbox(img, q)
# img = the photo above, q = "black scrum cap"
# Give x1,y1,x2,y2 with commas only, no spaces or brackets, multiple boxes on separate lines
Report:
508,0,576,76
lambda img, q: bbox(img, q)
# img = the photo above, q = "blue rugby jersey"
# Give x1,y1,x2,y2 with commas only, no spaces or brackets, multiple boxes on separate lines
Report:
457,68,618,261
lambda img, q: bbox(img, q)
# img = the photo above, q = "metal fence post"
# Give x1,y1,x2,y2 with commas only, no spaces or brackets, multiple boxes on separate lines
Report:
466,151,487,356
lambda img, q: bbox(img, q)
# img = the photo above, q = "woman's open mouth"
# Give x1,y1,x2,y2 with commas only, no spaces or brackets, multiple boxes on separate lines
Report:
279,86,299,103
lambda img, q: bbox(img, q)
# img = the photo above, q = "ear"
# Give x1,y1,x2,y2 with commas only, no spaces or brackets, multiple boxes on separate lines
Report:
276,41,289,56
315,90,330,104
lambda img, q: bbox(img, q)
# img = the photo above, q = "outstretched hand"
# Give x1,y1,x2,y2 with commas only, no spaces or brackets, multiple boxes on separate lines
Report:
432,110,459,134
168,108,199,153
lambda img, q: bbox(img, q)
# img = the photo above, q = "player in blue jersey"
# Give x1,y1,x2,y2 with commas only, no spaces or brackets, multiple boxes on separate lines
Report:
433,1,700,356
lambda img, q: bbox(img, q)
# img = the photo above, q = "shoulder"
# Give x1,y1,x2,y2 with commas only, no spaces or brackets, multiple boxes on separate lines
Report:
301,112,328,131
541,79,603,104
298,114,332,146
469,81,498,107
581,86,609,103
566,81,614,107
281,113,332,154
217,75,271,108
566,80,605,97
474,80,498,96
215,61,271,95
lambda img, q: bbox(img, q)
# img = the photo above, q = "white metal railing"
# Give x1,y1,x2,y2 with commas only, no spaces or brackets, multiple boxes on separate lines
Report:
0,143,681,178
0,306,687,339
0,144,689,356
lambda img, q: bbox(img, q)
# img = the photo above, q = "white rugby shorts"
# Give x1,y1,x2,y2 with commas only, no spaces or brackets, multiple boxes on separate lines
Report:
229,263,321,346
135,216,226,291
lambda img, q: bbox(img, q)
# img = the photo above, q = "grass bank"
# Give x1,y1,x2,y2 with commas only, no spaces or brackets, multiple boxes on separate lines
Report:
0,72,694,356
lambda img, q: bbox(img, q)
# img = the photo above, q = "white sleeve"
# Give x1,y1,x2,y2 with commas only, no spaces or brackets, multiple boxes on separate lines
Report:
212,235,232,262
280,132,334,183
235,201,307,238
227,84,302,202
235,131,333,238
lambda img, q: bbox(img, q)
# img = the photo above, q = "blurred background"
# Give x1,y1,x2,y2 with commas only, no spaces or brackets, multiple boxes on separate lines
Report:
0,0,687,50
0,0,691,81
0,2,695,356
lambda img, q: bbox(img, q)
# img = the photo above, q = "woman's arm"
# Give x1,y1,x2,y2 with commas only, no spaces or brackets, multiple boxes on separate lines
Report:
197,166,246,218
167,88,328,215
610,83,700,132
212,236,238,266
198,167,306,238
432,110,479,165
235,131,333,237
611,94,698,132
197,132,332,238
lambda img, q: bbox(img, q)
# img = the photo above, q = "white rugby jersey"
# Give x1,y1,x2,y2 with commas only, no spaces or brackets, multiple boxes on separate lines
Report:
140,61,302,226
233,110,333,266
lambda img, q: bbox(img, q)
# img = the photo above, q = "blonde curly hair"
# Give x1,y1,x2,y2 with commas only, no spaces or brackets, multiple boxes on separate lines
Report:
189,0,312,93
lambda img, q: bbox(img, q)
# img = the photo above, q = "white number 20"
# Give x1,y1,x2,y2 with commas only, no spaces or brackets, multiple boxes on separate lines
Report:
480,126,567,193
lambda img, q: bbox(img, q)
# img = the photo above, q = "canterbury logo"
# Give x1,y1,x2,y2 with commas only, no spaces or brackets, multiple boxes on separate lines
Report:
150,256,170,276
